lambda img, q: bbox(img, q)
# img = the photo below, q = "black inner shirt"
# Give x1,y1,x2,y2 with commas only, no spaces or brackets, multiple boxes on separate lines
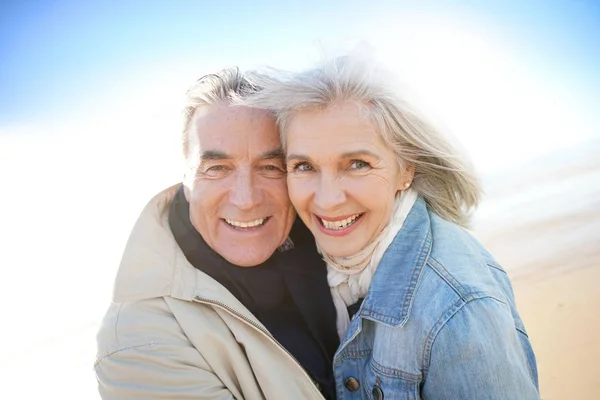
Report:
168,186,339,399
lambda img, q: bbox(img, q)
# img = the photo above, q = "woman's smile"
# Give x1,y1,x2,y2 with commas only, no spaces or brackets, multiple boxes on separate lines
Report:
285,101,410,257
314,212,365,236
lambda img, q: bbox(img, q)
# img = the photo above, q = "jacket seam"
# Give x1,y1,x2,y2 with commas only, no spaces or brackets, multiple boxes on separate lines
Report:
421,296,507,381
334,348,372,364
515,330,536,383
487,262,507,274
370,358,421,381
427,257,508,304
427,257,470,300
516,325,529,338
421,297,467,380
401,230,433,319
94,342,162,367
359,229,432,326
114,303,123,349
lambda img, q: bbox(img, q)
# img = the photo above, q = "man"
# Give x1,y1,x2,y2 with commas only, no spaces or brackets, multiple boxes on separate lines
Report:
95,68,339,399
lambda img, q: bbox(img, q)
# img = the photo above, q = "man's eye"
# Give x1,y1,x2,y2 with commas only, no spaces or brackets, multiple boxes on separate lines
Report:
349,160,371,170
261,164,284,172
291,162,314,172
201,165,230,176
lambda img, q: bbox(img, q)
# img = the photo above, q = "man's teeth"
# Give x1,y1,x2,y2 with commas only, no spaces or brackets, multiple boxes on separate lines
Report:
320,214,361,230
225,218,266,228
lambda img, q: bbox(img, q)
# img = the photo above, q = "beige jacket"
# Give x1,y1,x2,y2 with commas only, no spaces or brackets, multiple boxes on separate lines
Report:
95,184,325,400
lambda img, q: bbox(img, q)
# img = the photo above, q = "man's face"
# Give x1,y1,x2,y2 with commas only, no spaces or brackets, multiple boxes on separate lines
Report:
183,103,296,267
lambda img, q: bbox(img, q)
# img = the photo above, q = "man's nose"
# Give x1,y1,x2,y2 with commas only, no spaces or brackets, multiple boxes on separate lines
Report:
314,174,346,211
229,170,261,210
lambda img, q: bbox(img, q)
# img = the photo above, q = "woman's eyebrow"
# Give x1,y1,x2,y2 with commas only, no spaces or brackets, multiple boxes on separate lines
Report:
285,154,310,163
339,150,382,160
286,150,382,163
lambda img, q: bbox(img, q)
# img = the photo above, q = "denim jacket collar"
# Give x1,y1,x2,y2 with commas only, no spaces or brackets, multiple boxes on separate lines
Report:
357,196,433,327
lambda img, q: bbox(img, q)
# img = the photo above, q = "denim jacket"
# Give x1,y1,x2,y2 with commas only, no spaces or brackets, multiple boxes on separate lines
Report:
333,197,539,400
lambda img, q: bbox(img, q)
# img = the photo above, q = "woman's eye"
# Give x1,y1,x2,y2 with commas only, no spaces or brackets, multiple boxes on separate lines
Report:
349,160,371,170
292,162,314,172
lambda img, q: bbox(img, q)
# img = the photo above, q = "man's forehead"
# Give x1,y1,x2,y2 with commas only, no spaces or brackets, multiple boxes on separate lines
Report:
188,103,281,158
192,103,273,128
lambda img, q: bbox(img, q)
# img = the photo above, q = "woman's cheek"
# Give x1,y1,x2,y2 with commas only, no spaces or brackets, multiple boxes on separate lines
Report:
286,177,309,206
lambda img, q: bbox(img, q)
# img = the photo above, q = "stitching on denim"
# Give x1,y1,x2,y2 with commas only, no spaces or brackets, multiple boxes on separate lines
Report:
428,258,509,305
360,309,400,323
428,256,470,300
516,325,529,337
515,330,536,383
469,291,508,305
94,342,161,367
487,262,507,274
421,296,510,380
359,229,432,326
401,230,433,319
421,298,467,380
334,348,372,366
370,358,421,381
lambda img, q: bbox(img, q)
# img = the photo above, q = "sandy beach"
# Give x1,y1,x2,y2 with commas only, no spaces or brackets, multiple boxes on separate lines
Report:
474,140,600,399
511,264,600,399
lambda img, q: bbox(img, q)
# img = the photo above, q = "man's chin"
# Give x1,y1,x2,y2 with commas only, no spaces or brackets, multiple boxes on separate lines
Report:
217,244,280,267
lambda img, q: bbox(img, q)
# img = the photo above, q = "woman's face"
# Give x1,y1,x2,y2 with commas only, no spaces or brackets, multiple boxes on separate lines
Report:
286,101,413,257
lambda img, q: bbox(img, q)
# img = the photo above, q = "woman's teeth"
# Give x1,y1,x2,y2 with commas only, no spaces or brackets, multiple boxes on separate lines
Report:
225,218,266,228
319,213,362,230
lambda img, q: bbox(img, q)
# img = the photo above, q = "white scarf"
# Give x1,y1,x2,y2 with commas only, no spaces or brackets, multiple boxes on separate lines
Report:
322,189,418,339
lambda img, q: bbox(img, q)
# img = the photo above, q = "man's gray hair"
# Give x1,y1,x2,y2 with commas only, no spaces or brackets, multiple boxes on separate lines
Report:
182,67,260,160
244,56,481,227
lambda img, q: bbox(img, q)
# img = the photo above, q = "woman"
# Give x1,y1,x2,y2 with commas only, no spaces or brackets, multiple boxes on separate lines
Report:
246,57,540,399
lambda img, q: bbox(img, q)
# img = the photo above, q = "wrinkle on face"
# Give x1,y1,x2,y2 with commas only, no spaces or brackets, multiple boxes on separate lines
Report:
285,101,410,257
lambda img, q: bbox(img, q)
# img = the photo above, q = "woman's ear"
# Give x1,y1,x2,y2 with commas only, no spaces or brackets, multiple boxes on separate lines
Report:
397,164,415,191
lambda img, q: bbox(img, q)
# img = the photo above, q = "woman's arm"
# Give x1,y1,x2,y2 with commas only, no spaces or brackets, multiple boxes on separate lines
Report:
422,297,539,400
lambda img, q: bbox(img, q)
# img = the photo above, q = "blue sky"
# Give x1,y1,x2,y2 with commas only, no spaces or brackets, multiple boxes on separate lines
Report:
1,0,598,126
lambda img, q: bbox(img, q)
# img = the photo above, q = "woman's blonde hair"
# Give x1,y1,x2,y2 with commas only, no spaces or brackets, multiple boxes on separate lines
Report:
244,56,481,227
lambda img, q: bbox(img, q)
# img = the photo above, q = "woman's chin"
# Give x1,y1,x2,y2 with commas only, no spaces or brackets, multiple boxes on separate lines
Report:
316,239,363,258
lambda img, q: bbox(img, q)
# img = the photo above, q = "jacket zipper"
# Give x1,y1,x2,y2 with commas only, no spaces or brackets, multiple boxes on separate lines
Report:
193,295,325,399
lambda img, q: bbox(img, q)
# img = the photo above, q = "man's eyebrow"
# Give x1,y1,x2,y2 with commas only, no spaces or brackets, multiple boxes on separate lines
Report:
261,148,285,160
200,150,232,160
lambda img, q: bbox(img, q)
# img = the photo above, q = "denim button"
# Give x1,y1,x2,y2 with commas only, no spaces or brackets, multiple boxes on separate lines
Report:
372,385,384,400
344,377,360,392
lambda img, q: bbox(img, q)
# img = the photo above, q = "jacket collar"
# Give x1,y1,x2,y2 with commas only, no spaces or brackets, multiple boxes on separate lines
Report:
113,184,338,352
357,196,433,327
